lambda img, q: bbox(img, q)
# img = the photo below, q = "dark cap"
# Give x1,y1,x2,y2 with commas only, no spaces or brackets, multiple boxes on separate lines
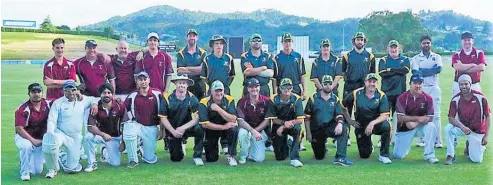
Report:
410,73,424,83
85,40,97,47
281,33,292,42
137,71,150,78
461,31,473,39
353,32,366,39
246,78,260,87
250,33,262,41
209,35,227,47
365,73,378,81
388,40,399,47
28,83,43,92
187,29,198,35
62,81,77,89
320,39,331,47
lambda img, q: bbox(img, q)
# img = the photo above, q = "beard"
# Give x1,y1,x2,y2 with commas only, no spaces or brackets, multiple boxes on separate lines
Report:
322,89,332,94
102,97,112,103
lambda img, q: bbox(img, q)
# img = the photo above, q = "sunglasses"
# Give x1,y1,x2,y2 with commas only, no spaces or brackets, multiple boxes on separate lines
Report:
322,82,333,86
280,86,293,90
251,38,262,43
64,88,77,92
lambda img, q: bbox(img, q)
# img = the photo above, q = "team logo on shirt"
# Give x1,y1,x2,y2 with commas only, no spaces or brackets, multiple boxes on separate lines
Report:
420,103,426,109
330,101,335,106
112,111,118,117
364,58,368,62
149,97,154,100
99,65,103,69
159,61,163,66
472,100,477,103
64,66,68,70
262,57,266,63
223,61,229,66
260,108,265,114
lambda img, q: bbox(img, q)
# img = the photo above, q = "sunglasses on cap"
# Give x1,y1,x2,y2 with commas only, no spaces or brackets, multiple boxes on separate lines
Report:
251,38,262,43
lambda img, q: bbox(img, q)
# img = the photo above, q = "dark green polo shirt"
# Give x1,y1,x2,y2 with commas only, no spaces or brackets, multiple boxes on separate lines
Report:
240,50,274,86
266,94,305,121
304,92,343,130
377,55,410,96
158,90,199,128
177,46,207,81
343,88,390,124
310,54,343,85
273,50,306,86
200,53,235,87
198,95,236,125
341,49,376,83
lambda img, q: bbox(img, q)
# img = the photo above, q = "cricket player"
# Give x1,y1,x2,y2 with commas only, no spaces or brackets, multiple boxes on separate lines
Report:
378,40,410,144
266,78,305,167
135,32,174,93
122,71,161,168
273,33,307,98
411,35,443,148
342,73,392,164
83,83,128,172
310,39,343,96
445,74,490,164
199,80,239,166
108,40,138,100
393,73,439,164
201,35,235,95
43,38,77,101
15,83,50,181
241,33,275,97
237,78,272,164
451,31,487,96
304,75,352,166
42,81,97,178
177,29,208,100
158,73,204,165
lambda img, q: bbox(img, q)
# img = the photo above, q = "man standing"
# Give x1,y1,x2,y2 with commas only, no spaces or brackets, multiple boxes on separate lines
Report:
266,78,305,167
199,81,239,166
378,40,410,144
304,75,352,166
42,81,97,178
15,83,50,181
83,83,127,172
445,74,490,165
122,71,161,168
393,73,439,164
273,33,306,98
177,29,208,100
310,39,343,96
158,73,204,166
135,32,174,93
451,31,486,96
237,78,272,164
342,73,392,164
411,35,444,148
43,38,77,101
109,40,138,100
201,35,235,95
241,33,274,97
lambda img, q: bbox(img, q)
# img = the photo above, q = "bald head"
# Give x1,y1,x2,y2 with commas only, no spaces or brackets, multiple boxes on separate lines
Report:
116,40,129,58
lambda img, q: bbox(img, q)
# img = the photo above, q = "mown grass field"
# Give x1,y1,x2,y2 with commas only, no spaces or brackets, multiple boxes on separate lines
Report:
1,53,492,184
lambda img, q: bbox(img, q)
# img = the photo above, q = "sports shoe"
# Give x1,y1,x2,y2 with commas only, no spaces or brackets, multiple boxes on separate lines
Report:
416,138,425,147
238,156,247,164
100,146,108,163
222,147,229,155
265,146,274,152
20,173,30,181
333,158,353,167
347,140,351,146
290,159,304,167
300,142,306,151
137,146,144,159
84,163,98,172
227,155,237,166
45,169,57,179
378,155,392,164
127,161,139,168
427,157,439,164
434,143,443,148
444,155,456,165
193,158,204,166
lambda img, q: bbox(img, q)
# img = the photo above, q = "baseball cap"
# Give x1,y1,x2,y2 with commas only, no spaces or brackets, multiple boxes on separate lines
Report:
28,83,43,92
137,71,150,78
187,29,198,35
281,33,292,42
251,33,262,41
461,31,473,39
147,32,160,41
353,32,366,39
320,39,331,47
62,81,77,89
279,78,293,89
365,73,378,81
388,40,399,47
85,40,97,47
209,35,227,47
410,73,424,83
321,75,333,84
246,78,260,87
211,80,225,91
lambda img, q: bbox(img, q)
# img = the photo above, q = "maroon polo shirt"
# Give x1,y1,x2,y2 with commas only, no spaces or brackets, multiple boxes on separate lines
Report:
15,99,50,139
237,95,271,128
124,88,161,126
43,57,77,101
395,91,434,132
134,51,173,92
449,90,491,134
110,52,138,94
88,99,128,137
452,47,487,84
74,56,115,96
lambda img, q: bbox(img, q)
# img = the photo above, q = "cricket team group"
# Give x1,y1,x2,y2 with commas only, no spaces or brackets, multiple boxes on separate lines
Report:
13,28,490,181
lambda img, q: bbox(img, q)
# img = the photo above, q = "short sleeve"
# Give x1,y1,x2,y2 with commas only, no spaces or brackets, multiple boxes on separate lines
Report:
134,59,143,74
426,95,434,116
448,100,458,118
43,63,51,80
190,97,200,114
483,98,491,116
236,99,246,119
106,61,115,80
478,51,487,65
159,95,169,117
88,114,98,127
69,63,77,81
266,100,277,119
451,53,460,67
304,97,314,117
165,54,173,75
295,98,305,119
14,109,27,127
335,98,343,118
229,57,235,77
200,57,208,79
379,94,391,115
300,57,306,76
176,52,185,68
335,59,343,77
342,91,354,109
309,61,318,80
240,55,248,73
266,54,274,69
395,94,406,115
227,99,237,115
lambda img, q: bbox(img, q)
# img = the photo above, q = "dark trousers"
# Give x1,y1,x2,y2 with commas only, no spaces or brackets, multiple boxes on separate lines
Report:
167,124,204,162
271,124,302,160
311,123,349,160
354,121,391,158
387,95,398,117
204,127,239,162
189,80,206,100
343,81,364,139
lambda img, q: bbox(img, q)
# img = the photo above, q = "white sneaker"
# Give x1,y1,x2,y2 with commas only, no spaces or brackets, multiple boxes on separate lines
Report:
416,139,425,147
290,160,304,167
84,163,98,172
227,156,237,166
265,146,274,152
427,157,439,164
347,140,351,146
300,143,306,151
80,153,88,160
378,155,392,164
182,144,187,156
434,143,443,148
193,158,204,166
238,156,247,164
45,169,57,179
20,173,30,181
222,147,229,155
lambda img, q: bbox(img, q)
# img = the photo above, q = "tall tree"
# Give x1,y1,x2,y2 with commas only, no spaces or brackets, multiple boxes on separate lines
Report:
40,15,56,32
103,25,114,39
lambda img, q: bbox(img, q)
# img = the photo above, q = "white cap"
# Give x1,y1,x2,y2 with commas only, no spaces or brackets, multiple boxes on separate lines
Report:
458,74,472,84
147,32,159,41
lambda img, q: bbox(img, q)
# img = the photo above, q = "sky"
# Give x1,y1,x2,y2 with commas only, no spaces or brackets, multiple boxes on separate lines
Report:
1,0,492,28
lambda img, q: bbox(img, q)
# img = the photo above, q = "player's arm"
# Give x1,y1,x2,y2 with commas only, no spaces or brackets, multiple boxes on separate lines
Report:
87,115,110,138
369,95,391,126
179,111,199,130
291,98,306,125
304,98,314,141
332,60,343,90
300,57,307,97
258,57,275,78
228,57,235,86
46,101,60,133
15,126,40,145
14,109,40,145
